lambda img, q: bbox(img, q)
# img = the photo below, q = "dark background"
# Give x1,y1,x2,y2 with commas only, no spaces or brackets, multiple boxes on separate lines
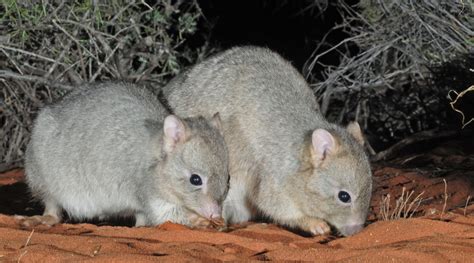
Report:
195,0,349,75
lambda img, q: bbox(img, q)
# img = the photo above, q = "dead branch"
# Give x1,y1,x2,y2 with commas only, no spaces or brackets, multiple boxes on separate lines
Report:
372,129,459,162
0,70,73,90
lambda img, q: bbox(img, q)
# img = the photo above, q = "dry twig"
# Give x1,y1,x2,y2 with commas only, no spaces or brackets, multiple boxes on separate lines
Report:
379,187,425,221
448,85,474,129
441,179,448,219
372,129,459,161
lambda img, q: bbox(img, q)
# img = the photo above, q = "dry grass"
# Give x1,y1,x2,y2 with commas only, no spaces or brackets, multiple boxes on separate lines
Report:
17,229,34,263
305,0,473,142
378,178,474,221
379,187,425,221
441,179,448,219
464,195,472,217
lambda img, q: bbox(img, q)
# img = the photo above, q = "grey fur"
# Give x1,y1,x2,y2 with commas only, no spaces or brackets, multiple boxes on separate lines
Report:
25,82,229,226
163,46,372,236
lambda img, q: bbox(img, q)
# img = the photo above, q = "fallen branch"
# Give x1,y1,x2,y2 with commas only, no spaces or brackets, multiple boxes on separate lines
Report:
0,44,65,65
372,129,460,162
0,70,73,90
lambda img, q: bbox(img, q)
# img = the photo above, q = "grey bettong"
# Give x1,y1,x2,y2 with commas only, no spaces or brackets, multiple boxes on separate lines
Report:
163,46,373,236
21,82,229,228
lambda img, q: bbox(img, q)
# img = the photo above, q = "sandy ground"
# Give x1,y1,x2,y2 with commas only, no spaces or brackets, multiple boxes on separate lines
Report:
0,134,473,262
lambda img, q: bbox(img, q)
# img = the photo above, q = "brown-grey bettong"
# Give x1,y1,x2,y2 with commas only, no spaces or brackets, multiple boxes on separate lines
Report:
22,82,229,228
163,46,372,236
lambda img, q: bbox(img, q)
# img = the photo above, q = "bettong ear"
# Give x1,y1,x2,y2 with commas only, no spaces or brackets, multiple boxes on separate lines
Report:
347,122,365,146
209,112,223,132
163,115,187,153
311,129,339,167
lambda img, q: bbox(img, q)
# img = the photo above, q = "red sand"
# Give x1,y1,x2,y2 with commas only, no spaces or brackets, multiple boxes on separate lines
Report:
0,210,473,262
1,136,473,262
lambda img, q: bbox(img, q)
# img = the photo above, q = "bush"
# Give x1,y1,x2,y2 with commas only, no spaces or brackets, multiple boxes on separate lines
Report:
0,0,210,171
305,0,473,146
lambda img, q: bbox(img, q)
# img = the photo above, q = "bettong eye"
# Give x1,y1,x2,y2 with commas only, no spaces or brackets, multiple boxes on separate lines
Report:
338,191,351,203
190,174,202,186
